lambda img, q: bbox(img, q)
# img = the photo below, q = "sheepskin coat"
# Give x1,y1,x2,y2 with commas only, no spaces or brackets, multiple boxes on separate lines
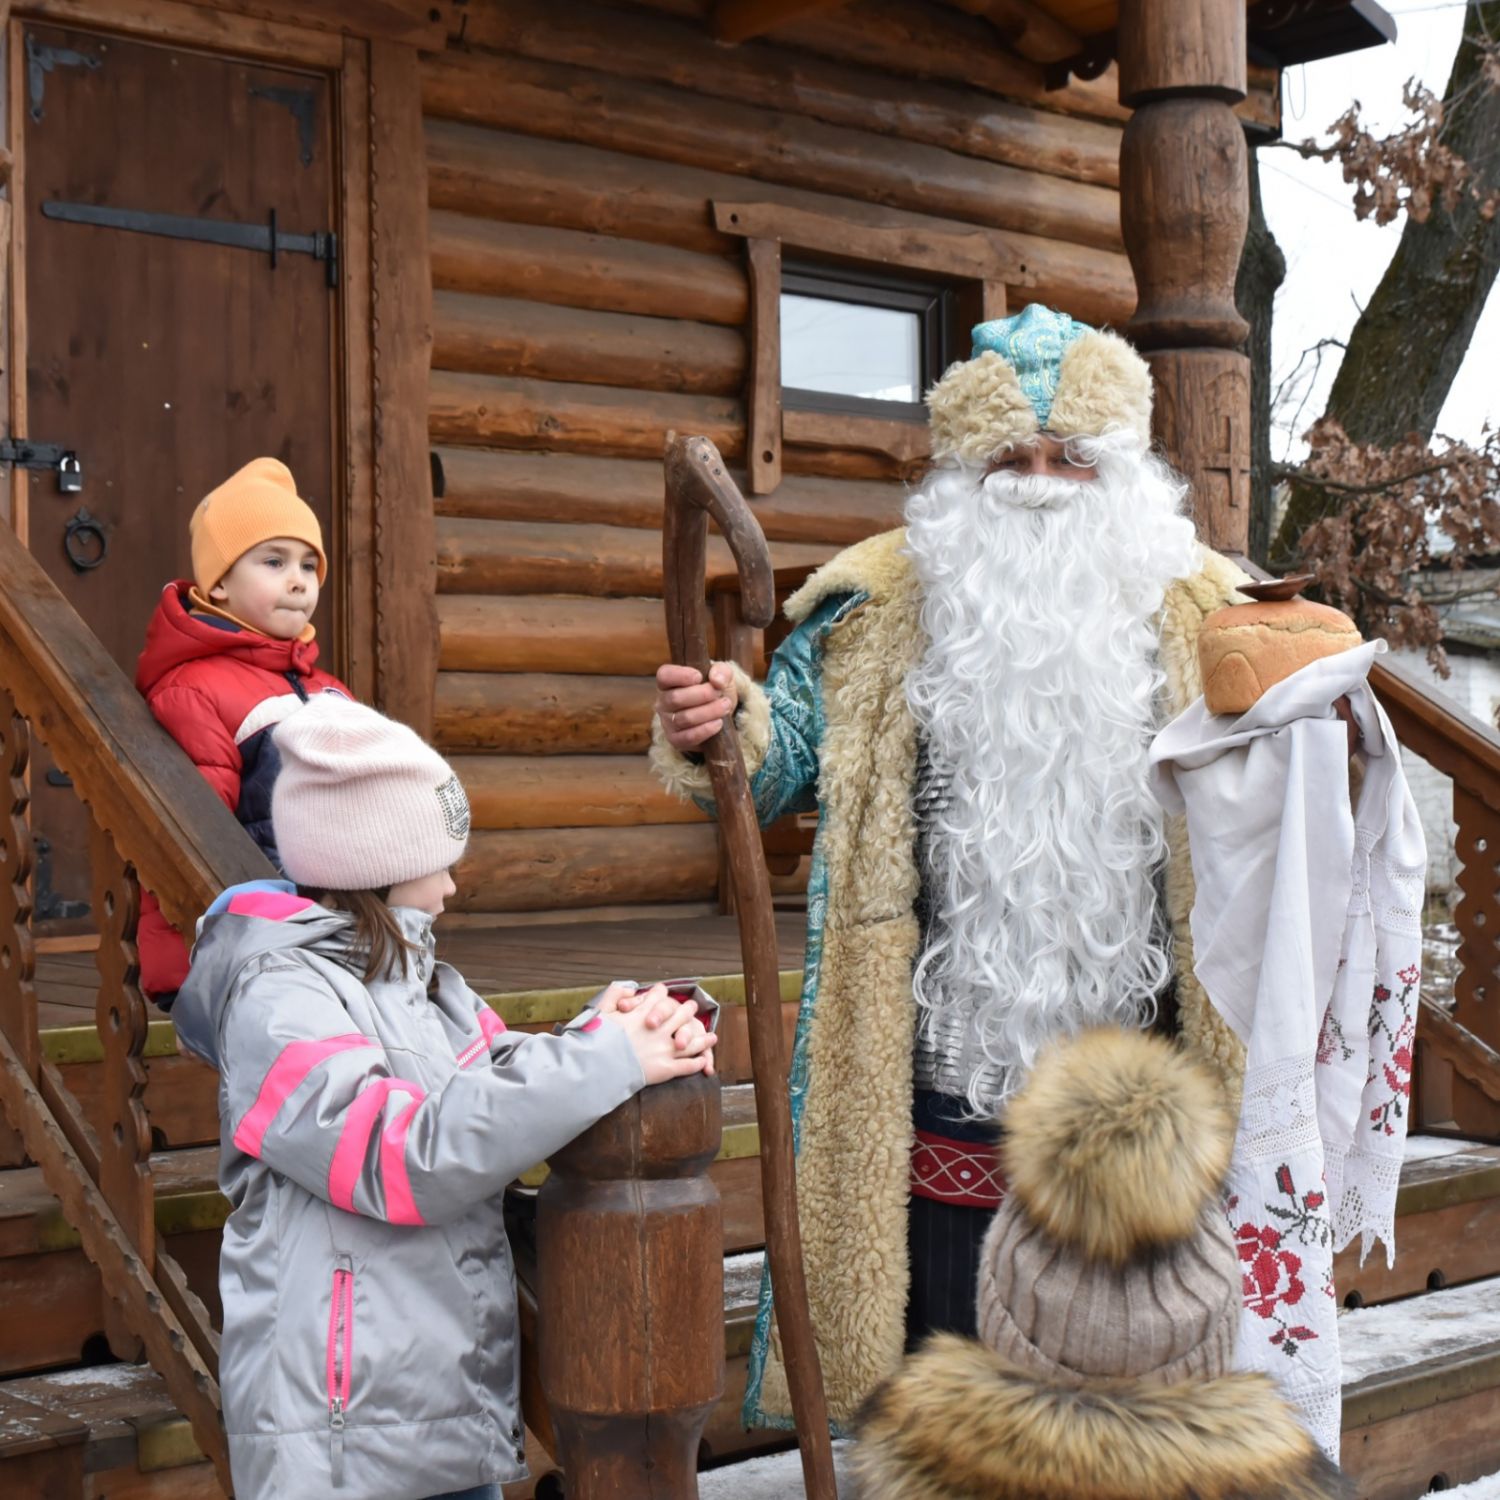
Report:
850,1335,1351,1500
651,527,1249,1429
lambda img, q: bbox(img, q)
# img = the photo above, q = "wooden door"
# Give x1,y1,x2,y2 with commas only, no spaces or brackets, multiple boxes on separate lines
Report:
16,21,340,926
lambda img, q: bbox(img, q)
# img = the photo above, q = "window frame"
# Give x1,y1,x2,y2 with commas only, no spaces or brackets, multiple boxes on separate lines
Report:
779,260,961,422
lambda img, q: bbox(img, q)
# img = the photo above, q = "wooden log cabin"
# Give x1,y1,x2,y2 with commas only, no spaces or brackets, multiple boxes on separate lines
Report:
3,0,1500,1496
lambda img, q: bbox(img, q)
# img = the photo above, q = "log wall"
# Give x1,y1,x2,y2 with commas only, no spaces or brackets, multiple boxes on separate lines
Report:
420,0,1150,915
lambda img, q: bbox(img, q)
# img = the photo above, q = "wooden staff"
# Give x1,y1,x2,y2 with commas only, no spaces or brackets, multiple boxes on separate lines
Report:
662,434,838,1500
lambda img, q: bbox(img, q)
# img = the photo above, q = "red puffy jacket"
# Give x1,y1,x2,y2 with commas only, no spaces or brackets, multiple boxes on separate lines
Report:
134,583,352,1002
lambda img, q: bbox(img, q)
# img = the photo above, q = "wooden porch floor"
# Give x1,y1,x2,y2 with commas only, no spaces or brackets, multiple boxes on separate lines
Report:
34,911,810,1030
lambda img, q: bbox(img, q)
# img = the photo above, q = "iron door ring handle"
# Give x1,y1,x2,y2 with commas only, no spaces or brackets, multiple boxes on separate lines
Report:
63,508,108,571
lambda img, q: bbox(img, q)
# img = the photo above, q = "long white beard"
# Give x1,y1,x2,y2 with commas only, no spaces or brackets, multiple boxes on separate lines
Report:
904,435,1199,1114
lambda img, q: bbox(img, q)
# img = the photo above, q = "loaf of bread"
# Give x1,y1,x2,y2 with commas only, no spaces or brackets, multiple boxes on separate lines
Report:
1198,595,1362,715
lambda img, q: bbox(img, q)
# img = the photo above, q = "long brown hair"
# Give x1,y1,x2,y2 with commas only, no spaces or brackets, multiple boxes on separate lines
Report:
298,887,423,983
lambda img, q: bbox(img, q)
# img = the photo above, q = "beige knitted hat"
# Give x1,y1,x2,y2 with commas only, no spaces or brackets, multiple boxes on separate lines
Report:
976,1027,1239,1384
271,696,470,892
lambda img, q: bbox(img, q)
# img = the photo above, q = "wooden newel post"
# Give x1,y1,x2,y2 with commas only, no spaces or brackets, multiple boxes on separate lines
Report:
537,1072,724,1499
1118,0,1252,557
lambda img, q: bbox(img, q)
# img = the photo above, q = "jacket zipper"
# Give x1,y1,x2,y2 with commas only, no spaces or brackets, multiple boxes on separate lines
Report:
327,1255,354,1485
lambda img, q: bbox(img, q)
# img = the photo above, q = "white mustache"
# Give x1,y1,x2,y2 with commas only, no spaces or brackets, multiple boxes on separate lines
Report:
978,471,1096,511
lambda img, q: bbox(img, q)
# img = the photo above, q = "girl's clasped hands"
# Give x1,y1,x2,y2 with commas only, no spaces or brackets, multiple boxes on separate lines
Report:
597,981,717,1084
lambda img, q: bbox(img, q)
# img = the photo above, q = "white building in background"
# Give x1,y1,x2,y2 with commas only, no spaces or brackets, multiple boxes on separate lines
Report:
1391,580,1500,899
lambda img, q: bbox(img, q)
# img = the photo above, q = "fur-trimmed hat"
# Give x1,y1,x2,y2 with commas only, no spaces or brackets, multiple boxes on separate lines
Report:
851,1029,1351,1500
926,303,1153,464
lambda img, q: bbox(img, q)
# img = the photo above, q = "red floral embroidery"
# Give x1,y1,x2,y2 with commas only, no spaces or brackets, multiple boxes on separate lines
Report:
1370,969,1418,1136
1236,1219,1315,1355
1234,1163,1331,1359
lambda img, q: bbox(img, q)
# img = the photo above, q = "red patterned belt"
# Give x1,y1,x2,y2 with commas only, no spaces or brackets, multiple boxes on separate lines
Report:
910,1127,1007,1209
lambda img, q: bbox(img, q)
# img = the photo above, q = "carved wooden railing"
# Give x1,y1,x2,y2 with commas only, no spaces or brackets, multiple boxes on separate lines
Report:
0,519,272,1493
1372,656,1500,1140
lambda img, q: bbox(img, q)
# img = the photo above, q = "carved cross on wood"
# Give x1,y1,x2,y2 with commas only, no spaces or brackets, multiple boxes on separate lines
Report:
1206,412,1250,511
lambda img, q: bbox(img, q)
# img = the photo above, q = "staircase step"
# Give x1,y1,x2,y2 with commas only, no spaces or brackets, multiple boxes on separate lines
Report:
1333,1140,1500,1307
1341,1276,1500,1498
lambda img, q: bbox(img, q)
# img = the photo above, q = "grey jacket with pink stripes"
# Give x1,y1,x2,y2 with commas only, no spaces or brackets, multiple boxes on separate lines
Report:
173,880,646,1500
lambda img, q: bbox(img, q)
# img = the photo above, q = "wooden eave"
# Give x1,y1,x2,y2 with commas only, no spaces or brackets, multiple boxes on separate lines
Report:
713,0,1396,80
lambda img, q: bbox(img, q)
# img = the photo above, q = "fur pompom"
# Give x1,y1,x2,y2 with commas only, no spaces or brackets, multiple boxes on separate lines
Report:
1002,1028,1233,1265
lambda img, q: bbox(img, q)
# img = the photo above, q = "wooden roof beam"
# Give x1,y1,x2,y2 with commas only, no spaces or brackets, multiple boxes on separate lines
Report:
713,0,855,45
942,0,1082,65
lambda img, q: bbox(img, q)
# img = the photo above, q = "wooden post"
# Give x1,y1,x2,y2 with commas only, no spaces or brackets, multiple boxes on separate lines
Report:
537,1074,724,1498
1117,0,1251,556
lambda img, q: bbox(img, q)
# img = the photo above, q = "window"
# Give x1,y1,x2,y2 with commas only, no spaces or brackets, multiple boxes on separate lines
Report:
780,264,959,421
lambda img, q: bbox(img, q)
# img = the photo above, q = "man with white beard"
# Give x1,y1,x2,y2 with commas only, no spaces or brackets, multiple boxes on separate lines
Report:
650,304,1249,1434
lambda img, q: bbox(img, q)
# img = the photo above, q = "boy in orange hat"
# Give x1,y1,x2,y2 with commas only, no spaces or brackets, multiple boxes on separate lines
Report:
134,458,352,1006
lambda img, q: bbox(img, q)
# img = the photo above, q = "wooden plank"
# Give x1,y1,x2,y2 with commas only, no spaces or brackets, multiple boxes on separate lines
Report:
455,0,1121,188
428,369,745,461
1342,1366,1500,1498
424,124,1137,328
433,517,834,598
944,0,1078,64
21,0,344,63
454,825,720,913
42,0,456,46
459,755,708,830
713,198,1028,284
369,41,438,739
419,48,1123,253
783,407,930,468
438,595,675,676
1335,1180,1500,1308
433,672,658,754
431,448,905,544
431,290,745,395
430,212,747,325
745,238,782,497
670,0,1126,122
714,0,852,43
339,35,378,705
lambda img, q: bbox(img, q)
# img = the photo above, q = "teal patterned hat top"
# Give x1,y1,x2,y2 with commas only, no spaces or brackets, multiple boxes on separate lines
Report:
969,304,1093,430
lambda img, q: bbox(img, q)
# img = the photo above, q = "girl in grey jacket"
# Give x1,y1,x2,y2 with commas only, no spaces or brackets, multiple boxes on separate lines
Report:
173,697,716,1500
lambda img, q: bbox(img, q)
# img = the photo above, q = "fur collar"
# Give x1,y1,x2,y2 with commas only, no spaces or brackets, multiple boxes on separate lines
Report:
852,1335,1350,1500
785,527,911,624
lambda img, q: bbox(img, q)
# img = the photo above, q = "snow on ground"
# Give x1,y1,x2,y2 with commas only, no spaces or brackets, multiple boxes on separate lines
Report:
724,1250,765,1311
1439,1475,1500,1499
699,1442,854,1499
1401,1134,1483,1163
1339,1276,1500,1385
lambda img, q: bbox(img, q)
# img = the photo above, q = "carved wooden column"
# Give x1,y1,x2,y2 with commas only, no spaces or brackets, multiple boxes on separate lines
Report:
1118,0,1251,556
538,1073,723,1498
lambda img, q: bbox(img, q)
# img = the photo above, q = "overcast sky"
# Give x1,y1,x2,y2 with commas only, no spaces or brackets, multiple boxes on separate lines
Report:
1261,1,1497,458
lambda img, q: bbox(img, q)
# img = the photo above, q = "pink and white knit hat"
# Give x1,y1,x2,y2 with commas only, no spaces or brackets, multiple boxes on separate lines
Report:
271,696,471,892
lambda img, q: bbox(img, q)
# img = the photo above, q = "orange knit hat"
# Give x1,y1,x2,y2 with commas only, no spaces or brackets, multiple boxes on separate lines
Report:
189,458,327,592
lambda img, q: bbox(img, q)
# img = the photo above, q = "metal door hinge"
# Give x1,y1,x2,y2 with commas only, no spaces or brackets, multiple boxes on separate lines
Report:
42,201,339,286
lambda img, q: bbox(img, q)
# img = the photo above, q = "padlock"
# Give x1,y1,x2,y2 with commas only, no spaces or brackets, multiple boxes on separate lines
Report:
57,453,83,494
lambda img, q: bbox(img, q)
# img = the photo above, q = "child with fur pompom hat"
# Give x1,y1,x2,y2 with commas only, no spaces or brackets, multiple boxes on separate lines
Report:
852,1028,1351,1500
